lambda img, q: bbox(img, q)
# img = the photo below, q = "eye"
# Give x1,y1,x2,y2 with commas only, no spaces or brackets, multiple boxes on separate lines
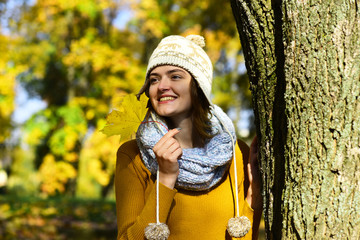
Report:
149,77,159,84
171,74,182,80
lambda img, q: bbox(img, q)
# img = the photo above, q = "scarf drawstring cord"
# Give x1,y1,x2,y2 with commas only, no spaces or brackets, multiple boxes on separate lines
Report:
144,112,170,240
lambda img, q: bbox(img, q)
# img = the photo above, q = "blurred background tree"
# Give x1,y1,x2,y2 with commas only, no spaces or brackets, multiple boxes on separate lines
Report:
0,0,258,238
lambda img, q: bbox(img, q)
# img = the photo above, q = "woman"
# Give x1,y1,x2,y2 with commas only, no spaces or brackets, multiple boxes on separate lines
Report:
115,35,262,240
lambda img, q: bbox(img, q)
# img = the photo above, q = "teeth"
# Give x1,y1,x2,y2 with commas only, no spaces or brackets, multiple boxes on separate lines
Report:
159,97,175,102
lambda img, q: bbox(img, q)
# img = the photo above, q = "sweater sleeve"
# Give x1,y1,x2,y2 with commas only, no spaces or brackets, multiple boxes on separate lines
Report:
115,141,177,240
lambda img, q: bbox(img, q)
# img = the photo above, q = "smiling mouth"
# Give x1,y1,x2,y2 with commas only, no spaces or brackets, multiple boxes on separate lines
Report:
159,96,176,102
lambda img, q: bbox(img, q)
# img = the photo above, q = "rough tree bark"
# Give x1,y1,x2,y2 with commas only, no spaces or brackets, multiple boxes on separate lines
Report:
230,0,360,239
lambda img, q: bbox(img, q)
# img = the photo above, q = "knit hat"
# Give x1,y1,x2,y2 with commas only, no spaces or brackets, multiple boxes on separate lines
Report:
137,35,213,105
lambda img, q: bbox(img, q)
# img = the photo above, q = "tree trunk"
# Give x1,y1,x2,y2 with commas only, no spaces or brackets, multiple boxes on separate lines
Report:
230,0,360,239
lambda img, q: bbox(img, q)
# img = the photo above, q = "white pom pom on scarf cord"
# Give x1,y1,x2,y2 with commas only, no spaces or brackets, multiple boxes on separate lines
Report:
227,216,251,238
145,223,170,240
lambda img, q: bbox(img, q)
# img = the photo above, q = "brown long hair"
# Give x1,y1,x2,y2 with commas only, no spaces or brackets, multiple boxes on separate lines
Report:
190,79,213,144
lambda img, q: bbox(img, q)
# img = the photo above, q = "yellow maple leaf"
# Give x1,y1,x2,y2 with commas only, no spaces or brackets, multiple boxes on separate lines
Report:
101,94,148,141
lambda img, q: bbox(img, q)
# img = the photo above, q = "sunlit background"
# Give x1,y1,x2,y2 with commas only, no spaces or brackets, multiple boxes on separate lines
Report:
0,0,258,239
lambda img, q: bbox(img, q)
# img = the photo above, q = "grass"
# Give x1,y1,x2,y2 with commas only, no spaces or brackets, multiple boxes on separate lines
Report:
0,195,117,240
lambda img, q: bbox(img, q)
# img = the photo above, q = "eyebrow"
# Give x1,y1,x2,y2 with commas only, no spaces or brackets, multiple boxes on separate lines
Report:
149,68,187,76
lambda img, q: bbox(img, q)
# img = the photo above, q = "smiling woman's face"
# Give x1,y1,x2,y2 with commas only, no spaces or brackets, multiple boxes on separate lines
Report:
148,65,193,120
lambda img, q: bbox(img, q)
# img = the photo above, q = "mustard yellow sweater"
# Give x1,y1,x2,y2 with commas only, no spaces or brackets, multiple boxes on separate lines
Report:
115,139,254,240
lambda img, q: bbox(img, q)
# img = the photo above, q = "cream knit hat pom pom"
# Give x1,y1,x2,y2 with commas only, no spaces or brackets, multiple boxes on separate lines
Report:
186,35,205,47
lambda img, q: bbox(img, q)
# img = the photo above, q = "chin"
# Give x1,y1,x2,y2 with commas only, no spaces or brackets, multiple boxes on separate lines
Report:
154,106,175,117
157,111,176,118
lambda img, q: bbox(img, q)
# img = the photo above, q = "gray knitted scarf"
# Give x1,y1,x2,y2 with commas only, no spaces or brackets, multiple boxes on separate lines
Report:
136,105,236,191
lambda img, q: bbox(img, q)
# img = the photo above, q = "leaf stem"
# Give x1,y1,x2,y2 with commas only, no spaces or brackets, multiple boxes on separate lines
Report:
141,121,169,131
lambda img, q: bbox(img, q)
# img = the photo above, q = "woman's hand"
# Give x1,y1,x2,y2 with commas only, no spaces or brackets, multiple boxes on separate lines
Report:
246,136,262,210
153,128,182,189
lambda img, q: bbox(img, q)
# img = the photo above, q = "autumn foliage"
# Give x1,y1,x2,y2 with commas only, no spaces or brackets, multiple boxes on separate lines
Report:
0,0,257,238
0,0,253,200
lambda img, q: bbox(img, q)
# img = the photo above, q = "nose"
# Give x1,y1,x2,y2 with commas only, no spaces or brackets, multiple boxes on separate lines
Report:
158,77,171,91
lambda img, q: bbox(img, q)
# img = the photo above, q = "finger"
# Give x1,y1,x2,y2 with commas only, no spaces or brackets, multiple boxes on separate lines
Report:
154,137,181,160
247,163,253,182
159,140,182,160
153,128,180,145
154,136,179,153
173,147,183,159
160,147,182,163
158,128,180,144
166,140,181,154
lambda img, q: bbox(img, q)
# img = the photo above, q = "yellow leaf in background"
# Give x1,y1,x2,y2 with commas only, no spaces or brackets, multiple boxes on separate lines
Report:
101,94,148,141
39,154,77,195
64,152,78,162
88,159,109,186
